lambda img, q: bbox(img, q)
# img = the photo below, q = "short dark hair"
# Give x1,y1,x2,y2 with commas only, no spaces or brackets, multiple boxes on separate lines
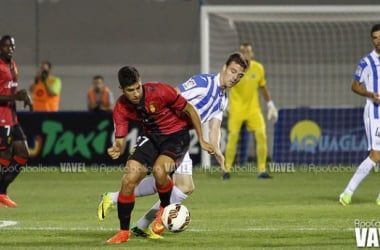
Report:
371,24,380,35
225,52,249,71
118,66,140,88
93,75,104,81
0,35,15,46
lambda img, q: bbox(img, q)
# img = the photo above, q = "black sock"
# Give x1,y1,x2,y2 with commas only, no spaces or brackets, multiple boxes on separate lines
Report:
117,201,135,230
157,180,173,208
0,164,21,194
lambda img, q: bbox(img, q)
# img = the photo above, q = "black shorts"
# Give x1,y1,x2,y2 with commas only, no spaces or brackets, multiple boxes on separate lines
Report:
0,124,26,150
128,130,190,172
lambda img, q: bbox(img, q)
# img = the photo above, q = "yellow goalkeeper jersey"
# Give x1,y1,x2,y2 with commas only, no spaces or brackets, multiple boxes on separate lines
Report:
229,59,266,114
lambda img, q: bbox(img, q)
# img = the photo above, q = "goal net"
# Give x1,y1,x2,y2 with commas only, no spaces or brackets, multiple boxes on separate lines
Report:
200,5,380,167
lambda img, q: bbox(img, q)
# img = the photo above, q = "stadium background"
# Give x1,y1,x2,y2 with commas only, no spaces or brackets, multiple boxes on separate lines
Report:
1,0,379,165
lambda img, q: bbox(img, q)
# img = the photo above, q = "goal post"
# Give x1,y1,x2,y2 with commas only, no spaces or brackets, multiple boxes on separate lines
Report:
200,5,380,168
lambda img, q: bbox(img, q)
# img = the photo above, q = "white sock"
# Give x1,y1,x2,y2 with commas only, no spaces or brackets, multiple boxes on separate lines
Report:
134,177,157,197
109,191,119,204
109,177,157,205
137,200,160,229
170,186,188,203
344,156,376,195
136,186,188,229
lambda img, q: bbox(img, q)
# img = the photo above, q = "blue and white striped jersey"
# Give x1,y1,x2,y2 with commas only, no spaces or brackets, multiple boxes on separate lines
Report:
178,73,227,123
354,50,380,118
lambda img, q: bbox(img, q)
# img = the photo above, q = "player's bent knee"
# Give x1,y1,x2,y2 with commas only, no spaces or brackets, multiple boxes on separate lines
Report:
121,179,137,194
178,186,194,195
175,182,195,195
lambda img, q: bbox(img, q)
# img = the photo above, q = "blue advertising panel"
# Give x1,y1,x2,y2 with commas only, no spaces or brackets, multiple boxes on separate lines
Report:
273,108,368,165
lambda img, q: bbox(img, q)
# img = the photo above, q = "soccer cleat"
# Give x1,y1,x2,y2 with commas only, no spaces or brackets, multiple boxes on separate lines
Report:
152,206,166,234
257,172,272,179
376,198,380,206
339,193,352,206
222,172,230,180
97,192,114,221
106,230,130,244
144,227,164,239
131,226,163,239
0,194,17,208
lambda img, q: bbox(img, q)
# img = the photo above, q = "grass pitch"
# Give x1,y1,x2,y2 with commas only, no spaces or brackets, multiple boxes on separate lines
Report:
0,165,379,249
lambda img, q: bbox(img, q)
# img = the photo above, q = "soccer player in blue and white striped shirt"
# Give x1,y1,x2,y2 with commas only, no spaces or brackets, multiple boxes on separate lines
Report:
339,24,380,206
98,53,248,237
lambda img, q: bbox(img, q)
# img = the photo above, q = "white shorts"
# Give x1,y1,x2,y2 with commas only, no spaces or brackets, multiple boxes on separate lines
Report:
175,151,193,175
364,104,380,150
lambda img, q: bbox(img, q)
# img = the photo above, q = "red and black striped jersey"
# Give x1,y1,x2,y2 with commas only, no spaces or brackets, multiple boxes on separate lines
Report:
0,58,18,126
113,82,189,137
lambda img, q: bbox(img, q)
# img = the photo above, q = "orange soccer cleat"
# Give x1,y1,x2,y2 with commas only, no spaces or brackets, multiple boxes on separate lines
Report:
106,230,130,244
0,194,17,208
152,206,166,234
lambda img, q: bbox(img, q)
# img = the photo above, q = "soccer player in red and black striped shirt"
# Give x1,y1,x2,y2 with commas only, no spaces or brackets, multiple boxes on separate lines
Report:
106,66,215,244
0,35,33,208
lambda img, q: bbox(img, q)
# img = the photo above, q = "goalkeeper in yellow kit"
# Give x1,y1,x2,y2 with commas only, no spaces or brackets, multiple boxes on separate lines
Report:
224,43,278,179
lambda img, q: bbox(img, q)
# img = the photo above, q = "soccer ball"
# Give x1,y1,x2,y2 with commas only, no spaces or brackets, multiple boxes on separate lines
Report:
161,203,191,232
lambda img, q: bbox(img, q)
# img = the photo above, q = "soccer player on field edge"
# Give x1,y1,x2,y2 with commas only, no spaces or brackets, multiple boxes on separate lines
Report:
339,24,380,206
0,35,33,208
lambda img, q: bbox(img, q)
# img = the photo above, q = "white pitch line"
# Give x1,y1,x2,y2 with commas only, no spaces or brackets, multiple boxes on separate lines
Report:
0,224,353,232
1,226,113,231
0,220,17,228
245,227,353,232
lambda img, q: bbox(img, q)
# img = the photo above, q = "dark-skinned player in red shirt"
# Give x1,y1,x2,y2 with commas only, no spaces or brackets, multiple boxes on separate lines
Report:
106,66,215,244
0,35,33,208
